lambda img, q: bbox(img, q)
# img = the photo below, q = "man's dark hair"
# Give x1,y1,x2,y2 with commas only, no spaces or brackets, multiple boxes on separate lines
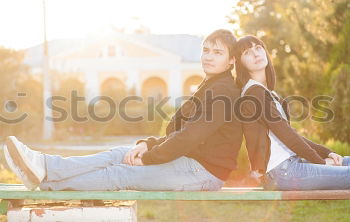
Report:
203,29,237,70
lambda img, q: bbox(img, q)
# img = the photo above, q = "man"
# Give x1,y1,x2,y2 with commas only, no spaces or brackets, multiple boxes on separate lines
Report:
4,29,243,191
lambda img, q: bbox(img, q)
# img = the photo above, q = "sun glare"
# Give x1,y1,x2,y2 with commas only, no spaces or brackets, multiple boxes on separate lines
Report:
0,0,238,49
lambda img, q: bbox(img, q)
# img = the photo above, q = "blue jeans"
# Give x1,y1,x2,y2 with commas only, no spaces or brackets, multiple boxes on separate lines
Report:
263,156,350,190
39,146,224,191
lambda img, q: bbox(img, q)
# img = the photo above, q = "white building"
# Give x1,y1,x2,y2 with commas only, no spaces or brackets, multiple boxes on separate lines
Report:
24,32,206,106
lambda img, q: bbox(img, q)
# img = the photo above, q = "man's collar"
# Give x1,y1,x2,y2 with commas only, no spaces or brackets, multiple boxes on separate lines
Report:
203,69,233,86
192,69,233,95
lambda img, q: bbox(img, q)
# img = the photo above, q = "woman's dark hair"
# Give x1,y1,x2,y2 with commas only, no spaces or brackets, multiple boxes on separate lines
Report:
203,29,237,70
234,35,276,90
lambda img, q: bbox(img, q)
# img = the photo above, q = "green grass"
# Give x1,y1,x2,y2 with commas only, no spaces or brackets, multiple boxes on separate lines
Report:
137,200,350,222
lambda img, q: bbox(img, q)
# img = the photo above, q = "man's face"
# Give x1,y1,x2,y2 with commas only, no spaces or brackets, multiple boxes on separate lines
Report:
201,40,235,75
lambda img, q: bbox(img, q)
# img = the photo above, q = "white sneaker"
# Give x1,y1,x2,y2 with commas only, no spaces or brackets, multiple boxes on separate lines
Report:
3,144,38,190
6,136,46,185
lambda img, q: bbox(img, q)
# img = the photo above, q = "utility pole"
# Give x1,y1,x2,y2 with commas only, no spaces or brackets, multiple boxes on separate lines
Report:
42,0,53,140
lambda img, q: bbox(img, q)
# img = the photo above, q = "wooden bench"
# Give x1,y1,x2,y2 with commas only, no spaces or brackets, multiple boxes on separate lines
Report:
1,184,350,220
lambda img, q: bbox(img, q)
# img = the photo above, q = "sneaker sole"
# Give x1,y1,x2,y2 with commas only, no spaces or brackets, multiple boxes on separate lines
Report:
3,144,37,190
6,137,41,185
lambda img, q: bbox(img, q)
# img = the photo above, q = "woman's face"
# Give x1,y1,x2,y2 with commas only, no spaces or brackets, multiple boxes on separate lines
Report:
240,42,268,73
201,40,235,74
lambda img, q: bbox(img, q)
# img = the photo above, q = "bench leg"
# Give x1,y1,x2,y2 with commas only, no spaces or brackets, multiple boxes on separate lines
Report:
0,200,8,215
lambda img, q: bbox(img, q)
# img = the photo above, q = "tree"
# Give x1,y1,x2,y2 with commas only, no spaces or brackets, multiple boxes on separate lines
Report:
0,47,30,139
52,76,88,138
324,8,350,143
228,0,336,98
228,0,350,143
0,47,28,105
328,65,350,143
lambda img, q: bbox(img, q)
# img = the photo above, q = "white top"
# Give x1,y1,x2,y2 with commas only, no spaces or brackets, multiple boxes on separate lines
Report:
241,79,296,173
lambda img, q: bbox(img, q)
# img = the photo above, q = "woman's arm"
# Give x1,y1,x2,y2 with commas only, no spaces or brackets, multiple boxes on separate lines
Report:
242,86,326,164
281,98,333,158
301,136,332,158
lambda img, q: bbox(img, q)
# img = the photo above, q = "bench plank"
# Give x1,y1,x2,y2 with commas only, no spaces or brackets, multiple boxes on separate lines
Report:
1,184,350,201
282,190,350,200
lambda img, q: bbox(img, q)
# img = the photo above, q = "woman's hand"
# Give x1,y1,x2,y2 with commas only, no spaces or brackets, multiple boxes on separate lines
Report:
328,152,343,166
122,142,148,166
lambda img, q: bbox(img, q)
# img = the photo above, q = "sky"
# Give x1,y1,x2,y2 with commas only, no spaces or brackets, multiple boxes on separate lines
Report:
0,0,239,50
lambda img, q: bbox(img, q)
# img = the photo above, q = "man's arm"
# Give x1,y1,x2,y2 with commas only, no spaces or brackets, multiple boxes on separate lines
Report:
135,136,167,151
141,85,235,165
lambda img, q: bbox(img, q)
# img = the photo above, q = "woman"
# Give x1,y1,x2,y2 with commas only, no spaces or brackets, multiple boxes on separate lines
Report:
234,35,350,190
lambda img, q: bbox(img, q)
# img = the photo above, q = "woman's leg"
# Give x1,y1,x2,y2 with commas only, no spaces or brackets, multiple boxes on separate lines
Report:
40,156,224,191
45,146,131,182
266,156,350,190
342,156,350,166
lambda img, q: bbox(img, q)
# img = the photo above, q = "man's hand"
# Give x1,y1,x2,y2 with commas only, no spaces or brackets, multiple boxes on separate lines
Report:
325,158,336,166
133,157,144,166
328,152,343,166
123,142,148,166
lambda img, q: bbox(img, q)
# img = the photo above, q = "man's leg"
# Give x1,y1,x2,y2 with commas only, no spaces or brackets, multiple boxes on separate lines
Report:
40,156,224,191
45,146,131,182
4,136,133,186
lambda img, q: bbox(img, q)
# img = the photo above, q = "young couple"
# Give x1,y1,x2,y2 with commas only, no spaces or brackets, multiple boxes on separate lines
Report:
3,29,350,191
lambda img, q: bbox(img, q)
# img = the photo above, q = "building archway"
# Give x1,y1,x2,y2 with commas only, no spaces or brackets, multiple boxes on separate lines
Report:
100,77,127,100
141,77,168,101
